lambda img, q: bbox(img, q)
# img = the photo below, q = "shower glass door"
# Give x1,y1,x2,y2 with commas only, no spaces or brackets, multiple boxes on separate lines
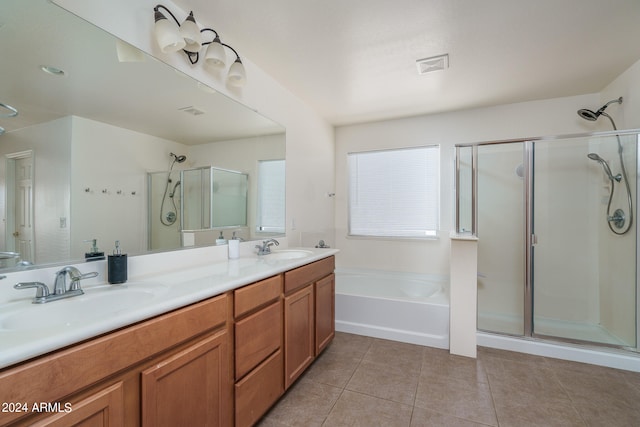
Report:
476,142,526,336
532,134,637,347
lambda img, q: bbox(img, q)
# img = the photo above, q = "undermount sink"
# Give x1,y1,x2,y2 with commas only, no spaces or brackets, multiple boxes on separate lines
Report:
263,249,314,260
0,286,159,331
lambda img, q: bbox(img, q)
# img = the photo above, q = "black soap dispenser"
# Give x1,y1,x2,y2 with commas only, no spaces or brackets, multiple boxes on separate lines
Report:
108,240,127,284
84,238,105,261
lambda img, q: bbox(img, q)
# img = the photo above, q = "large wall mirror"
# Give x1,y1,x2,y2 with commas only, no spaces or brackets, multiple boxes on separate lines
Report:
0,1,286,271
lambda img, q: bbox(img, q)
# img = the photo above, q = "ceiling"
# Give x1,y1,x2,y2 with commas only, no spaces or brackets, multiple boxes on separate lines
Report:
175,0,640,126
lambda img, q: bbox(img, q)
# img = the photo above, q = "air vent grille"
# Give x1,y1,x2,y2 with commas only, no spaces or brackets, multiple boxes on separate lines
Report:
178,106,205,116
416,54,449,75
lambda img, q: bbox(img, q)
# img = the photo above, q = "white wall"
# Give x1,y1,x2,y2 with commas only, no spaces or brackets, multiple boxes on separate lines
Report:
335,94,600,276
53,0,335,252
71,116,187,259
0,117,72,265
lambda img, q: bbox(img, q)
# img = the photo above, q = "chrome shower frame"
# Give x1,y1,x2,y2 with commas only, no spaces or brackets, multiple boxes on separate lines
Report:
454,128,640,351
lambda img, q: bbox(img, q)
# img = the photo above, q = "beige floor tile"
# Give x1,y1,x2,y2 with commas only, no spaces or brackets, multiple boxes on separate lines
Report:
323,390,413,427
485,362,569,405
492,396,585,427
410,407,488,426
261,333,640,427
422,348,488,384
258,379,342,427
363,338,425,373
553,367,640,411
572,401,640,427
346,360,419,405
327,332,373,359
304,350,361,388
415,374,497,426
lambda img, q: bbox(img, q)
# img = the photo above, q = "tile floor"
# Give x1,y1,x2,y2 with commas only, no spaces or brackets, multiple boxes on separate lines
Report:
258,332,640,426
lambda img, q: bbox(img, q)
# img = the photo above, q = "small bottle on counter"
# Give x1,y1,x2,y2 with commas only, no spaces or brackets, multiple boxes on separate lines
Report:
228,232,240,259
216,231,227,246
108,240,127,284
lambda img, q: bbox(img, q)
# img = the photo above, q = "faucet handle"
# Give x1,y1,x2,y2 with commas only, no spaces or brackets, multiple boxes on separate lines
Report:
66,268,98,291
69,272,98,291
14,282,50,302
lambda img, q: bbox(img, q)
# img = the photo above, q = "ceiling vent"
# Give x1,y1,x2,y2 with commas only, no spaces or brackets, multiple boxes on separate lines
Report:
416,54,449,75
178,106,205,116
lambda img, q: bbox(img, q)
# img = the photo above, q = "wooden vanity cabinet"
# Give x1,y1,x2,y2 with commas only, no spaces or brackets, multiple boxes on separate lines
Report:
0,255,335,427
315,273,335,354
283,256,335,389
0,293,233,427
233,275,284,427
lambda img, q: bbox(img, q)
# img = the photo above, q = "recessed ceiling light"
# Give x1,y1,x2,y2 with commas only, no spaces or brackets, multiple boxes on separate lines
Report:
40,65,66,77
416,54,449,75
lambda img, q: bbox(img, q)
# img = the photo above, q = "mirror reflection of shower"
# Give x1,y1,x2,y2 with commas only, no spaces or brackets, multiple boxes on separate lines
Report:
160,152,186,226
579,97,633,235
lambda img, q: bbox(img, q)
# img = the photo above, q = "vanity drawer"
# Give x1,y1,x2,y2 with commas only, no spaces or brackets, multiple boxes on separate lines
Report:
234,275,282,317
235,300,282,379
235,349,284,427
284,256,335,294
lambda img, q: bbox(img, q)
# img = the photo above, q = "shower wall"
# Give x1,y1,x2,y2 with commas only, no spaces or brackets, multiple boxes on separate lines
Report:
593,135,637,345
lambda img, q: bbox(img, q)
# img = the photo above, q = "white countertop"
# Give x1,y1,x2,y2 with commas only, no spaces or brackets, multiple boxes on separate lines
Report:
0,247,338,370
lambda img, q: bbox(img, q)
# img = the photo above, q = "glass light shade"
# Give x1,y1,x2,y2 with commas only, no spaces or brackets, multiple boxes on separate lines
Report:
204,38,226,69
154,13,185,53
227,58,246,87
180,12,202,53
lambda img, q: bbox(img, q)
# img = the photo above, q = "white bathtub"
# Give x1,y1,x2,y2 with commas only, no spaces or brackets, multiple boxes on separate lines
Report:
335,269,450,349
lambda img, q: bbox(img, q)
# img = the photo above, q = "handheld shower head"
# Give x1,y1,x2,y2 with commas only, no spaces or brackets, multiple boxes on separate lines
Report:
587,152,619,182
169,180,181,198
577,97,623,123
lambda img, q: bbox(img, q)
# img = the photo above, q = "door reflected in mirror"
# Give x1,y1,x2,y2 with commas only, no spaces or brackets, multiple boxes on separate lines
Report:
0,0,285,271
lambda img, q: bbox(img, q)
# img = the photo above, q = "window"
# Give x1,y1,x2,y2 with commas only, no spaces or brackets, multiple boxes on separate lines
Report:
256,159,285,233
348,146,439,238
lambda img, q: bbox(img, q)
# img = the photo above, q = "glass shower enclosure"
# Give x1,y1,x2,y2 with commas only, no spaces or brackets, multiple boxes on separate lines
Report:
148,166,248,251
455,130,639,349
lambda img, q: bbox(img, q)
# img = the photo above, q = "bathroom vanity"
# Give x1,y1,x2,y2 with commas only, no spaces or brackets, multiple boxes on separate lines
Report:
0,249,336,427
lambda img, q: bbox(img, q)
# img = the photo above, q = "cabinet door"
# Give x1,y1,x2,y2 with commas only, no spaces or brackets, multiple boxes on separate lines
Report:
315,273,335,355
141,330,231,427
284,284,315,389
30,382,124,427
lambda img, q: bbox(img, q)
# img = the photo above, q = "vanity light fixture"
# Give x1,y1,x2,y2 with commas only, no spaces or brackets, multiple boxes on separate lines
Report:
153,4,246,87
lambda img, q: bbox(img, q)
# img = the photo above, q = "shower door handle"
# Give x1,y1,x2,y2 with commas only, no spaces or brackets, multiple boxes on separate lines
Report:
530,234,538,246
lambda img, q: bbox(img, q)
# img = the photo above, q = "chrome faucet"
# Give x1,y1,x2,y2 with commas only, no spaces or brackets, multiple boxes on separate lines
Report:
14,266,98,304
255,238,279,255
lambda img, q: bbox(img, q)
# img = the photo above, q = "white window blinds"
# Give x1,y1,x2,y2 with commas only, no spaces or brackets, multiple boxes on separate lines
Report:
256,159,285,233
348,146,439,238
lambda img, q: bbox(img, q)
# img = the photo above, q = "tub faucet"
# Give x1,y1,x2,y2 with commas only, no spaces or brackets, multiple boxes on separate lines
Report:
255,238,279,255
